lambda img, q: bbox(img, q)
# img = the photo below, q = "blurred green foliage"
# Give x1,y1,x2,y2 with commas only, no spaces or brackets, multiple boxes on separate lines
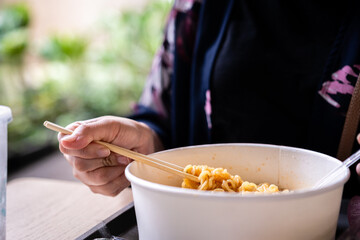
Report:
0,1,172,158
0,3,29,35
40,35,88,61
0,3,29,62
0,28,28,61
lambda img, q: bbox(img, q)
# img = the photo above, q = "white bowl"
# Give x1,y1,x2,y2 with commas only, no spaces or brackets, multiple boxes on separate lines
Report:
125,143,350,240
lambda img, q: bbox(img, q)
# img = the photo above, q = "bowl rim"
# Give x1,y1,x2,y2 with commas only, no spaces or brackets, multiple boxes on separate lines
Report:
125,143,350,200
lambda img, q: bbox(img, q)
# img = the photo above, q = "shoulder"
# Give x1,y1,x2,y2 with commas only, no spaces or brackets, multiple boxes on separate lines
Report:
173,0,202,12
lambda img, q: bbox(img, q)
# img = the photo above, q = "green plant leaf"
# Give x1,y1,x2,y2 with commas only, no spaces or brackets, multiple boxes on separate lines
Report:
0,3,30,36
40,35,88,61
0,28,28,61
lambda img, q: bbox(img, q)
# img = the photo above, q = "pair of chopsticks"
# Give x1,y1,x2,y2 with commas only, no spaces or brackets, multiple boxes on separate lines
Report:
43,121,199,182
313,148,360,189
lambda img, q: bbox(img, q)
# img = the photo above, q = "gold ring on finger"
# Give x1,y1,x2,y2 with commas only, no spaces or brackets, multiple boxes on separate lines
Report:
102,155,113,167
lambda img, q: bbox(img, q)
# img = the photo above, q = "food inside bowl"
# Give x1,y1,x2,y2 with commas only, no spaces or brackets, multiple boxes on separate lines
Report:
182,164,289,193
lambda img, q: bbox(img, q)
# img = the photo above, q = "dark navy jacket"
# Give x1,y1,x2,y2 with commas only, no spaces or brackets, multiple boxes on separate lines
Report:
130,0,360,196
132,0,360,158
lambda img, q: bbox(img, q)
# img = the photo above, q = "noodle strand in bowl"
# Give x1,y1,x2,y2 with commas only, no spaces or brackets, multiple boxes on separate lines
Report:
182,165,289,193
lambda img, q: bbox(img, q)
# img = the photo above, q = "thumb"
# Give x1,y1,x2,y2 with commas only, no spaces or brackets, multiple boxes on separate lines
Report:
60,124,94,150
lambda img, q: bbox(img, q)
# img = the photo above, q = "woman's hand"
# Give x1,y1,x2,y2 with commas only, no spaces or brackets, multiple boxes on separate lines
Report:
58,116,164,196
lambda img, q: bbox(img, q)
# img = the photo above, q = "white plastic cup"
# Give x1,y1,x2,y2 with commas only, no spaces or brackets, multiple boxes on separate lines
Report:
0,106,12,240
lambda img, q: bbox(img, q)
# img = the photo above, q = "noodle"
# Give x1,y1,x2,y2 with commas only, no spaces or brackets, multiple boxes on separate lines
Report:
182,165,288,193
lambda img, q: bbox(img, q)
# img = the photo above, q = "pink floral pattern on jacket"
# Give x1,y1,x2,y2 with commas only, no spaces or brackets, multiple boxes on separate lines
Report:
318,64,360,109
136,0,201,119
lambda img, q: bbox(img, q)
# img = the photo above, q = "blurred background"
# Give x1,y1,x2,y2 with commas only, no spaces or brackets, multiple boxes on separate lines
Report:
0,0,171,173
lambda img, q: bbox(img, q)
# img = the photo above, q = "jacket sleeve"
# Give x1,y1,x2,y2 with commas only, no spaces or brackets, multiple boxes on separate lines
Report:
130,0,200,149
130,3,175,149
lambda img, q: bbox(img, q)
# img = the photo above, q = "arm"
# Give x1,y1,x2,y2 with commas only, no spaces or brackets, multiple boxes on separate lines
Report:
58,0,201,196
57,2,181,196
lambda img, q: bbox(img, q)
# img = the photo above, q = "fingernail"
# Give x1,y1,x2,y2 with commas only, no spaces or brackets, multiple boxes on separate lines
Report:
117,156,129,165
97,148,110,157
62,134,78,142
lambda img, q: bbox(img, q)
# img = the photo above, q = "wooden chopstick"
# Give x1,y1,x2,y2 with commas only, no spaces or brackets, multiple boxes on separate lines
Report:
43,121,200,182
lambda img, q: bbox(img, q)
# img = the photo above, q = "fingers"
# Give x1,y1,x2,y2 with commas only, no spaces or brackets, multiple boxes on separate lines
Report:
55,116,157,197
57,121,82,145
68,156,110,172
64,150,131,192
72,165,130,196
63,151,131,196
59,142,110,159
58,116,161,158
65,153,130,172
60,117,120,150
73,165,124,186
88,174,130,197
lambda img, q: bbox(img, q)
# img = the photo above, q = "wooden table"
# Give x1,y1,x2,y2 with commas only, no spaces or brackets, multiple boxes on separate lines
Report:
6,178,352,239
6,177,133,239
